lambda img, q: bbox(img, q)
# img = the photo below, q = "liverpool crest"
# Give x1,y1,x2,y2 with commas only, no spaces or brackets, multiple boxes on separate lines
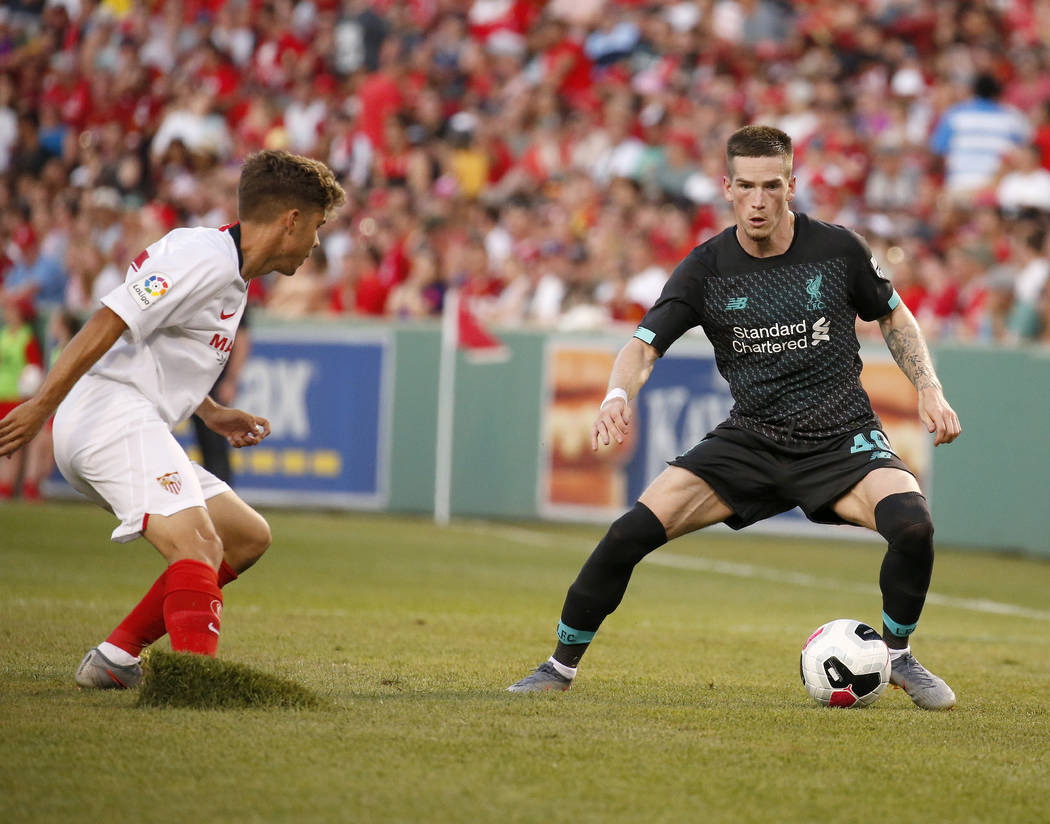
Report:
805,274,825,311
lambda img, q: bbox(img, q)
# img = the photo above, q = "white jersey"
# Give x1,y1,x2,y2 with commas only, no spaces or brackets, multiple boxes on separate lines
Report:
92,223,247,428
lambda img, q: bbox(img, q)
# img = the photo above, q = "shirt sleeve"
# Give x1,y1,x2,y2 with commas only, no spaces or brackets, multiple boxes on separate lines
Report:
634,250,707,356
101,242,223,343
928,110,952,156
845,229,899,322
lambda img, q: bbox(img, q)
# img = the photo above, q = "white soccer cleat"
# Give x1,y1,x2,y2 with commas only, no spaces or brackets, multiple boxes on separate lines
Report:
889,651,955,710
506,662,573,693
75,647,142,690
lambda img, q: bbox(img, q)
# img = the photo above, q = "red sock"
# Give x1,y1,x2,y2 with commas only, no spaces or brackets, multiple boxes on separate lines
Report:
105,569,169,657
105,560,239,657
163,559,223,656
218,560,239,587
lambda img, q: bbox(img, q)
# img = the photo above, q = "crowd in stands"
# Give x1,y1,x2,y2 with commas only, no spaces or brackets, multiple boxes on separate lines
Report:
3,0,1050,368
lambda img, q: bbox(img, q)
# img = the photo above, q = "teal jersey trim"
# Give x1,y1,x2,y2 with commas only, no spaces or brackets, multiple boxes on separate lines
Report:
634,327,656,345
557,621,596,645
887,289,901,311
882,610,917,637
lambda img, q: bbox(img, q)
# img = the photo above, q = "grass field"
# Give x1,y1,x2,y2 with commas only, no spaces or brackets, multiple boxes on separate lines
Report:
2,501,1049,823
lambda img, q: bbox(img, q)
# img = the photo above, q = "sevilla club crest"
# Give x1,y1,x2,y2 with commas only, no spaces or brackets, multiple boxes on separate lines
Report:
156,471,183,495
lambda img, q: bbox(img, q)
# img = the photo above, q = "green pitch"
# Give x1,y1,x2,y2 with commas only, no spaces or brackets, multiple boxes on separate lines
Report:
2,502,1048,823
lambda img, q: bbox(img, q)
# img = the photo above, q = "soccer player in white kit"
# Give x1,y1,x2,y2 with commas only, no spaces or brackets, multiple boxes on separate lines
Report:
0,150,346,688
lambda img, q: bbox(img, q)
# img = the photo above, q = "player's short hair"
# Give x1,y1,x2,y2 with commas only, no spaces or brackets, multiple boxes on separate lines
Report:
238,150,347,222
726,125,793,179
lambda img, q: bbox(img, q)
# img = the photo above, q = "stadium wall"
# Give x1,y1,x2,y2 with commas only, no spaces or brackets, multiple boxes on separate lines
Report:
191,320,1046,557
923,344,1049,557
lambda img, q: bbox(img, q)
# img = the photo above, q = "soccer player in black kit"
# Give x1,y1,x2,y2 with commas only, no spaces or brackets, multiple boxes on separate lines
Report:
508,125,961,709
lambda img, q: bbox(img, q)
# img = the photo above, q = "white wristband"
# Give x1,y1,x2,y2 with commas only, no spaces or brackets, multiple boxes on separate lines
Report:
600,388,629,409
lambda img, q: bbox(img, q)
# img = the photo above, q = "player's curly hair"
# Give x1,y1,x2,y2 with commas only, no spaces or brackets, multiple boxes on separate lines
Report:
726,125,793,178
238,150,347,222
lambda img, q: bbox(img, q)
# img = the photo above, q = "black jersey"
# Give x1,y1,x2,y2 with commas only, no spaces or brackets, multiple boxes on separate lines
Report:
635,213,900,446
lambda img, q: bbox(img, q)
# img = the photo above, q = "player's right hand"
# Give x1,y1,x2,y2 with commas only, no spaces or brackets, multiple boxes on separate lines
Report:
0,399,48,458
592,398,631,451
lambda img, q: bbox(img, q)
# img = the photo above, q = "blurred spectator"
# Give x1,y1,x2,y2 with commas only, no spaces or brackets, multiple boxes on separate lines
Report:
929,72,1030,198
330,240,384,315
1,0,1050,350
284,78,328,155
1032,101,1050,171
268,245,331,317
621,231,669,312
23,308,81,501
1,225,66,312
0,74,19,173
151,87,233,162
864,146,922,215
995,144,1050,215
1004,225,1050,341
529,242,570,326
0,297,44,499
386,243,445,318
1038,280,1050,343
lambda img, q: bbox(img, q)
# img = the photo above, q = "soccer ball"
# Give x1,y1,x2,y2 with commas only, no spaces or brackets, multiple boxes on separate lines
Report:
799,618,890,708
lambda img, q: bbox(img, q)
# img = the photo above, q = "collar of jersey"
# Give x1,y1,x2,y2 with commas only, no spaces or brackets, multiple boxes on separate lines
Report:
223,222,245,275
733,210,802,261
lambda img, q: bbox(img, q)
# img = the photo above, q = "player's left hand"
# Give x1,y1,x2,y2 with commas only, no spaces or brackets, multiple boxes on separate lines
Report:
229,414,270,448
917,387,961,446
205,406,271,448
233,416,270,448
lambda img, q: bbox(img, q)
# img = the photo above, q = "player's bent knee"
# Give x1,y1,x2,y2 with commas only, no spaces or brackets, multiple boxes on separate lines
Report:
602,503,668,566
178,521,225,568
569,504,667,595
874,492,933,561
245,517,272,564
170,532,224,568
222,513,271,572
144,508,225,568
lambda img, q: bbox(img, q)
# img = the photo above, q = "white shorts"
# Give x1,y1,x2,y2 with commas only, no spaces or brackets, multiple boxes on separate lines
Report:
53,375,231,543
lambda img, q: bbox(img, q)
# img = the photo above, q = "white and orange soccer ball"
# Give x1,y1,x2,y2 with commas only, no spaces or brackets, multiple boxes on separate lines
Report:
800,618,891,708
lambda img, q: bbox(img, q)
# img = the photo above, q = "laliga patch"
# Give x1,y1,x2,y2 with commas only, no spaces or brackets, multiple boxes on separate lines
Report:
128,273,171,309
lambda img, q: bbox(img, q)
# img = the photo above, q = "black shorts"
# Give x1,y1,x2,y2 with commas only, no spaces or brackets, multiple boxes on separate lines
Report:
668,423,914,530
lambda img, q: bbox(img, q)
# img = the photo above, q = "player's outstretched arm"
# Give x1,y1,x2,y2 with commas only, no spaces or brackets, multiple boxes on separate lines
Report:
195,396,270,448
878,302,961,446
592,336,660,451
0,306,127,458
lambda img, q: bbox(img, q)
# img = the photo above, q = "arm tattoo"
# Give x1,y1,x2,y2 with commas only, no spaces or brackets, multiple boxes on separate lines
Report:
880,318,942,392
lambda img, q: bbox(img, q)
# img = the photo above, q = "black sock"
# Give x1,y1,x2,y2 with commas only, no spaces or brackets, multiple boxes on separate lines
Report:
553,640,588,668
875,492,934,647
552,502,667,667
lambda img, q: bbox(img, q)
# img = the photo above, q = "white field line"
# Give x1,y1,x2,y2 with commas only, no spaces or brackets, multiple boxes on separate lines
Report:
2,597,355,619
468,523,1050,623
7,524,1049,624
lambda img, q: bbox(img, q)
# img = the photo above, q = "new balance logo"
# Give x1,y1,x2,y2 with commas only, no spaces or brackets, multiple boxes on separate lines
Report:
725,297,748,310
811,317,830,345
